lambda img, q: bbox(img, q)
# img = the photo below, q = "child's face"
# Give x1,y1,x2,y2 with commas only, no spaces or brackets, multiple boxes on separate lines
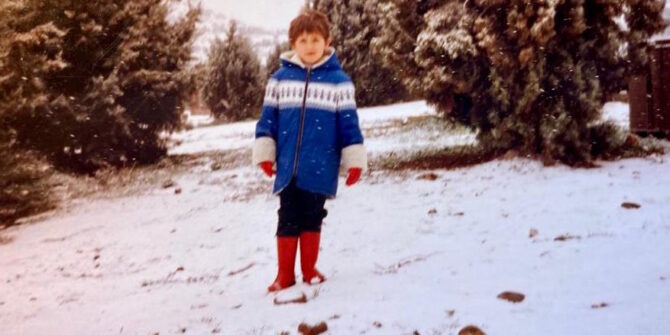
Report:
292,31,331,66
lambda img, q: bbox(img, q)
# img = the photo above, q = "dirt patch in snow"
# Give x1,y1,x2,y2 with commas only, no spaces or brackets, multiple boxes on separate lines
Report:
362,115,466,139
0,234,13,245
621,202,641,209
44,148,250,204
273,293,308,305
591,302,609,309
297,321,328,335
554,234,582,242
376,145,504,171
459,325,487,335
497,291,525,303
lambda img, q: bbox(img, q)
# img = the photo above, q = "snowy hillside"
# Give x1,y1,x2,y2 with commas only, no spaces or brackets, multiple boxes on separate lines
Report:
1,102,670,334
191,9,286,64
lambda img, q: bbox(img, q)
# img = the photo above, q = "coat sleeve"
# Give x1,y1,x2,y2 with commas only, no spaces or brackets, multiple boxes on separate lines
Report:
336,80,368,173
252,78,279,165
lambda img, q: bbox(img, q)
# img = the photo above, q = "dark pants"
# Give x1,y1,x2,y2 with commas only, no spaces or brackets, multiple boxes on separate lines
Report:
277,180,328,236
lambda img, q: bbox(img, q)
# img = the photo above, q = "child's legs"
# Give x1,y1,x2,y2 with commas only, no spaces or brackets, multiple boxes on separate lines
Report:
296,188,327,233
277,180,302,237
276,180,327,235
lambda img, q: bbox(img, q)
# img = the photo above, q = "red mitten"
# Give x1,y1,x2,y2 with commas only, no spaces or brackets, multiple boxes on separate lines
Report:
345,167,362,186
259,161,274,177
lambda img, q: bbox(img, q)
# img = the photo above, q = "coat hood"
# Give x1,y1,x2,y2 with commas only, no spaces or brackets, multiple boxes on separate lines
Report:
279,47,341,71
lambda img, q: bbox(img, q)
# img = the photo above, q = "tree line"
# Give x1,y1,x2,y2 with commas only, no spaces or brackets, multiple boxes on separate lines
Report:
1,0,666,226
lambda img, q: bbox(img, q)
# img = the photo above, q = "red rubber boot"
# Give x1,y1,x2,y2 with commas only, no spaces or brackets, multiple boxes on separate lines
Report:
300,232,326,284
267,237,298,292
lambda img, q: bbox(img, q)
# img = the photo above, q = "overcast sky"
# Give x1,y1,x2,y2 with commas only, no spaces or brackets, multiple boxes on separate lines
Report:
199,0,306,30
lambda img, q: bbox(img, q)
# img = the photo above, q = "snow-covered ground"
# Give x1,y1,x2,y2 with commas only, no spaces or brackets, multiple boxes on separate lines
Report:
602,101,630,130
2,101,670,335
171,101,476,157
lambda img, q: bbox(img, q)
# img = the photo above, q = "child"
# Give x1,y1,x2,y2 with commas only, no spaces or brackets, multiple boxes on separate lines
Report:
252,9,367,292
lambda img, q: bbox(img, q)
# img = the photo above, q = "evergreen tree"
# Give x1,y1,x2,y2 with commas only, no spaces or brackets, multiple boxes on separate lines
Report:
184,61,208,116
0,142,55,227
264,41,290,77
373,0,667,164
314,0,410,107
0,1,53,227
0,0,199,173
203,21,264,121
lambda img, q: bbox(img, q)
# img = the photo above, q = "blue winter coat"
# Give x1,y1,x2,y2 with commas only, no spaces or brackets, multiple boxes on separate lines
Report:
252,49,365,197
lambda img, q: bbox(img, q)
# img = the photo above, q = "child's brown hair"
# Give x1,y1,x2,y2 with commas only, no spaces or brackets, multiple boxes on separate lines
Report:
289,10,331,45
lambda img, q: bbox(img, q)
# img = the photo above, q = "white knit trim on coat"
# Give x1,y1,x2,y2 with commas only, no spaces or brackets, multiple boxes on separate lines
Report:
262,79,356,112
340,143,368,174
252,137,276,166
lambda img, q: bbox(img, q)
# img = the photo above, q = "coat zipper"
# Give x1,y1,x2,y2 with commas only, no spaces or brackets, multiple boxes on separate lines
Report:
292,66,311,178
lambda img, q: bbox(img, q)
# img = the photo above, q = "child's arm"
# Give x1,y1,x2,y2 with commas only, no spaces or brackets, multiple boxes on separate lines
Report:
252,79,280,177
336,81,367,185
